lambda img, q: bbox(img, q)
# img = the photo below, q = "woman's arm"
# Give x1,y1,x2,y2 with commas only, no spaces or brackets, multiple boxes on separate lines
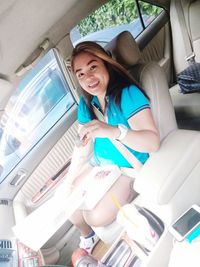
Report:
79,109,160,154
66,125,93,185
54,125,93,199
120,108,160,153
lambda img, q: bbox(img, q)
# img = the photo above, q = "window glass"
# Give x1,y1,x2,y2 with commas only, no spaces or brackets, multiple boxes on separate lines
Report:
70,0,163,47
138,1,163,27
0,49,75,182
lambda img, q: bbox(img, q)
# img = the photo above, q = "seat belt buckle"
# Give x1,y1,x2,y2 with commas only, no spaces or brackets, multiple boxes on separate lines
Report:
186,52,195,64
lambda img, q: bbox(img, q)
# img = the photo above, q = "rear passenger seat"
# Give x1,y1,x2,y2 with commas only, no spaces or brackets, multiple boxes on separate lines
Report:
170,0,200,130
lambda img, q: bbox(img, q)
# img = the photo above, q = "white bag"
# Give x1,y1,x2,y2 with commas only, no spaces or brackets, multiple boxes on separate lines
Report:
81,165,121,210
12,165,121,251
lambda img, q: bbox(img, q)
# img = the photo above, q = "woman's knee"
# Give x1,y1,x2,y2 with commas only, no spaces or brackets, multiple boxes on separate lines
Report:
69,209,85,226
83,204,118,227
83,175,135,227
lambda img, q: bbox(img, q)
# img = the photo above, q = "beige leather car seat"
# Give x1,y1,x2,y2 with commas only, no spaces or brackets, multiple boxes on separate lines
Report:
106,31,177,141
92,30,178,243
170,0,200,74
92,32,200,250
169,0,200,130
91,31,200,267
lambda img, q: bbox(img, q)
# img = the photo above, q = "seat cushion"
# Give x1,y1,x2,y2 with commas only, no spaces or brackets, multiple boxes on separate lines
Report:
134,129,200,205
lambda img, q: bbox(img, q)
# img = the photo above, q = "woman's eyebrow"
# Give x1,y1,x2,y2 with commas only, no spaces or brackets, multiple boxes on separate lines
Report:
75,59,97,74
87,59,97,65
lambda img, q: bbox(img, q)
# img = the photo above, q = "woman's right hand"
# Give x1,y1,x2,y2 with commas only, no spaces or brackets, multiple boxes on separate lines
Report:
75,133,89,147
79,119,119,142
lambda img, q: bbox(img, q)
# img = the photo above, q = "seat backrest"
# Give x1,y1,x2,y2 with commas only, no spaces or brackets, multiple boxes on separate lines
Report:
170,0,200,74
105,31,177,141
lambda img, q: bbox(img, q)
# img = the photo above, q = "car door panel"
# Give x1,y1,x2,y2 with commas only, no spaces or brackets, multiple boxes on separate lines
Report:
0,200,15,238
15,120,78,206
13,120,79,264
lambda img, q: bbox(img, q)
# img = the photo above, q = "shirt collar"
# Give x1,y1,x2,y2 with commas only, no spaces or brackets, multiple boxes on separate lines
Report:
91,95,109,107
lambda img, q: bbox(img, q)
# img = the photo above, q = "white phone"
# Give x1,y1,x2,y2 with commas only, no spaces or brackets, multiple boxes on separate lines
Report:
169,204,200,241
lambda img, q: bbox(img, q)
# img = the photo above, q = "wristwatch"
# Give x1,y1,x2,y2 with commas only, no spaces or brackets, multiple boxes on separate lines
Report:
116,124,128,141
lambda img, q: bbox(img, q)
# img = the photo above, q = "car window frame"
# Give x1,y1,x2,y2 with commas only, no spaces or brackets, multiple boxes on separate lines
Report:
0,48,78,186
70,0,165,47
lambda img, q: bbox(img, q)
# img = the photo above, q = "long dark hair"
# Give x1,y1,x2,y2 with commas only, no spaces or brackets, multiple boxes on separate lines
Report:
71,41,147,118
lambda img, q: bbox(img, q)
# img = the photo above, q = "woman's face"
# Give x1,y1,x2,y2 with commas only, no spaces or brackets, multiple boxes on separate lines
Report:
73,52,109,99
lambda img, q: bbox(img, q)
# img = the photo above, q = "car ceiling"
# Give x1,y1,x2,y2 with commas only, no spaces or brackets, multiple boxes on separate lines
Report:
0,0,107,78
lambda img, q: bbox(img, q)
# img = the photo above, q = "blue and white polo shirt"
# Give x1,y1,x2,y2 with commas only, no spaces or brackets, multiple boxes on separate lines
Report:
78,85,150,168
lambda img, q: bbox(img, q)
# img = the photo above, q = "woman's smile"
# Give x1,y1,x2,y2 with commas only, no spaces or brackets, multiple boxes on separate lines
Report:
88,80,100,89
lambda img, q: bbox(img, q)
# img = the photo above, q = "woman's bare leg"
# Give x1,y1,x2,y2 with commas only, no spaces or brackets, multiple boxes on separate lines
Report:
68,167,94,236
83,175,135,227
69,209,93,236
69,170,135,234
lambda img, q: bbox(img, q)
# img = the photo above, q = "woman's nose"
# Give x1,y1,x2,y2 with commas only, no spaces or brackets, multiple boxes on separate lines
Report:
85,72,94,80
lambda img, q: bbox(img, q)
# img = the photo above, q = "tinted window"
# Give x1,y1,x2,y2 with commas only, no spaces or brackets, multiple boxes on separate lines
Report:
70,0,163,46
138,1,163,27
0,49,74,182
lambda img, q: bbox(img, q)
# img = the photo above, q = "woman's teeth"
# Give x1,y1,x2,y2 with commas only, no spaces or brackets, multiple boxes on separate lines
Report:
89,81,99,88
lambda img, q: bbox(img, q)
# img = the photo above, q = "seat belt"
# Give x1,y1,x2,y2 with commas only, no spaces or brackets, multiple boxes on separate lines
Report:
174,0,195,64
93,106,143,171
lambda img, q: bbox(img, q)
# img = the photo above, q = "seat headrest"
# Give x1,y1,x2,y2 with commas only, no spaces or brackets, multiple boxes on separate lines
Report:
105,31,141,68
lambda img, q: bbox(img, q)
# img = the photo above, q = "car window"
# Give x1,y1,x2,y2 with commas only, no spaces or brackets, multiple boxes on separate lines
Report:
138,1,163,27
70,0,163,46
0,49,75,183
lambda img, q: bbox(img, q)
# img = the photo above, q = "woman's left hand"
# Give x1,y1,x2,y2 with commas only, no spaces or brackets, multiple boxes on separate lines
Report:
79,120,118,142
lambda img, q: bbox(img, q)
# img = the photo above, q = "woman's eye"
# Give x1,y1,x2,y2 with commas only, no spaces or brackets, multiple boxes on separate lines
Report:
78,73,84,79
90,65,97,71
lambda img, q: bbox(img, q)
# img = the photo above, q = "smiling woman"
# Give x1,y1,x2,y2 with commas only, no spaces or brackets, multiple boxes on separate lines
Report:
67,41,160,253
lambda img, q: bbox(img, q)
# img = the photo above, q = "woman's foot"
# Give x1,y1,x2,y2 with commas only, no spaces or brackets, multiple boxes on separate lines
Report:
79,231,99,253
